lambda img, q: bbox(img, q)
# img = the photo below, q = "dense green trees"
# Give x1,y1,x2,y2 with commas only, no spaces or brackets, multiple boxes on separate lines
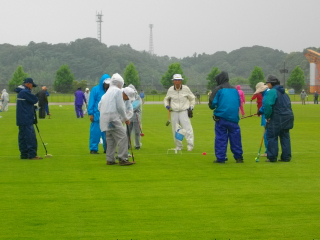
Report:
206,67,221,90
160,63,187,89
8,66,28,91
0,39,318,92
248,66,265,90
123,62,140,88
287,66,305,92
54,65,75,93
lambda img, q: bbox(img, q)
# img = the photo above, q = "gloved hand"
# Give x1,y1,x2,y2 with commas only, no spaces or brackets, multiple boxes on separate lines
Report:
166,106,170,110
188,108,193,118
257,111,263,116
189,107,193,110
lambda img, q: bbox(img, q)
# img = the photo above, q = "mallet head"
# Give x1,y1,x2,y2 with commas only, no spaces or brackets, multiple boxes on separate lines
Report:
140,133,145,137
166,120,171,126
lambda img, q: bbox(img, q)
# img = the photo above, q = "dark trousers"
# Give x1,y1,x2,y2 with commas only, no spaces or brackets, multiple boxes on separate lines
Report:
75,104,83,118
267,126,291,161
39,105,46,118
215,118,243,162
18,125,37,159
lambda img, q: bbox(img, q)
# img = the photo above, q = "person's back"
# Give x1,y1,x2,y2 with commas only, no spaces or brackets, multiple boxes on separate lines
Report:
16,86,38,126
75,89,85,105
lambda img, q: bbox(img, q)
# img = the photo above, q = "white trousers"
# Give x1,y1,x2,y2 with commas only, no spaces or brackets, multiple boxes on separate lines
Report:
171,110,194,149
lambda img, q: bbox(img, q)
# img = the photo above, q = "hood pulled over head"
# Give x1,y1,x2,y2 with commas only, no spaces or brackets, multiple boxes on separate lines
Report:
215,71,229,86
110,73,124,88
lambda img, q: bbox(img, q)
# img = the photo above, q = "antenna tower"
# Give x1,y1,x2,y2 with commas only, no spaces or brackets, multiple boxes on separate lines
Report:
96,11,103,42
149,24,154,55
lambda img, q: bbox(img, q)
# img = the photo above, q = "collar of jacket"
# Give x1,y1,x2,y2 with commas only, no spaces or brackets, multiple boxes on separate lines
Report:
173,85,183,91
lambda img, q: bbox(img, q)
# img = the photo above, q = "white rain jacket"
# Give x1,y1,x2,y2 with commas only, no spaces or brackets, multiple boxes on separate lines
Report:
163,85,195,111
98,85,128,132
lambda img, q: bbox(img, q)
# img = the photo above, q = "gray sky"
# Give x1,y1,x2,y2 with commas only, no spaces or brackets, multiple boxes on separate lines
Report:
1,0,319,58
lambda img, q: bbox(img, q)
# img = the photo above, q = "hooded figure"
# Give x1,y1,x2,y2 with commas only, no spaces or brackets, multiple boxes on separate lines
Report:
83,88,90,114
236,85,245,117
264,75,294,162
208,71,243,163
87,74,110,154
98,73,133,165
35,87,48,119
127,84,142,149
1,89,9,112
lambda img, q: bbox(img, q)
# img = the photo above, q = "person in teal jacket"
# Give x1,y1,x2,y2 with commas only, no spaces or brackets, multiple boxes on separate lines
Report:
87,74,110,154
264,75,294,162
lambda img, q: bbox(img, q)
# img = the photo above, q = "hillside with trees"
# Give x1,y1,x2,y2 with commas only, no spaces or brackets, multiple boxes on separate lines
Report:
0,38,318,92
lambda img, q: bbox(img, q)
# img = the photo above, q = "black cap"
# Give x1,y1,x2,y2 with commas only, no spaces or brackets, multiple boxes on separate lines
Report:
266,75,280,84
23,78,37,87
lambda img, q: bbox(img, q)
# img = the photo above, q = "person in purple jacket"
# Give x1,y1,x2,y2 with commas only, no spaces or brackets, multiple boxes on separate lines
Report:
74,87,87,118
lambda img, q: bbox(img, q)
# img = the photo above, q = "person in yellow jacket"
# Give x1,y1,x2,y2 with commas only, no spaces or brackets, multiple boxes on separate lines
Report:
164,74,195,151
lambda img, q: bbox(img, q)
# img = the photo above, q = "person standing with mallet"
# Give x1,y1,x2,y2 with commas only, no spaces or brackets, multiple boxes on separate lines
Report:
164,74,195,151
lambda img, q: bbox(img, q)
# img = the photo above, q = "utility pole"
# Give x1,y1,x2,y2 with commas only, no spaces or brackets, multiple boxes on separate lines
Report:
149,24,154,55
279,61,288,88
96,11,103,42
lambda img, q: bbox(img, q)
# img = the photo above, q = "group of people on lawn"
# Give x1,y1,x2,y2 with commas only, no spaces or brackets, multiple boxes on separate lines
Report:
15,71,294,164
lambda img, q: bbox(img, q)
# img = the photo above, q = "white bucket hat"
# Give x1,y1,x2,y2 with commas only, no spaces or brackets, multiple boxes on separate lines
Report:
254,82,268,95
85,88,89,91
104,78,111,84
172,74,183,80
122,87,136,101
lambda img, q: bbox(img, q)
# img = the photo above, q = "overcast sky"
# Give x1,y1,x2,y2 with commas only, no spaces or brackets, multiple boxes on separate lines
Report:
1,0,319,58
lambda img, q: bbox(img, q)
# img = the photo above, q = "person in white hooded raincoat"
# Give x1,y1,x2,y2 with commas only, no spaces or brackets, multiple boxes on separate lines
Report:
1,89,9,112
98,73,134,166
163,74,195,151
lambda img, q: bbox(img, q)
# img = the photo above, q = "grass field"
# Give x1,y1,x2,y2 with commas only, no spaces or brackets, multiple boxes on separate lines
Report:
0,103,319,239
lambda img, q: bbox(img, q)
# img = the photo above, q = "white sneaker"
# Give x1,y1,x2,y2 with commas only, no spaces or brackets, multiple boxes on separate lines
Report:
187,146,193,151
260,153,267,157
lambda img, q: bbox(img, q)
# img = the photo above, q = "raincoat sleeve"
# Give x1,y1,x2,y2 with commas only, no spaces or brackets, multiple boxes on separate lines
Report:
125,101,133,119
115,91,128,122
264,89,277,119
87,88,96,116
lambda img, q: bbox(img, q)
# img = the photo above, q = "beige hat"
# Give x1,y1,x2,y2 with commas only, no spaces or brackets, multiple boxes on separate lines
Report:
254,82,268,95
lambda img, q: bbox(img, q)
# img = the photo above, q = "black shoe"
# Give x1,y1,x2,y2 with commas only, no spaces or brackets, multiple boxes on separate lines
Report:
20,156,28,159
214,160,225,164
119,159,134,166
104,150,106,153
135,147,140,150
106,161,117,165
278,159,290,162
236,158,244,163
90,151,99,154
266,159,277,162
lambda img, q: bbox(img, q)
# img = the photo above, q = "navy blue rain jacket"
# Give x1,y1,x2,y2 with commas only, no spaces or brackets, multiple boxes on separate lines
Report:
208,71,240,123
15,86,39,126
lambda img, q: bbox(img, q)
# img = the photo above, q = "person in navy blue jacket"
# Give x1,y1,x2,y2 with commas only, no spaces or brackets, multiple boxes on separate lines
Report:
15,78,42,160
208,71,243,163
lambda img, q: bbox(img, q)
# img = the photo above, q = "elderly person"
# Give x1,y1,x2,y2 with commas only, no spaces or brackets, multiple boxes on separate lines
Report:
164,74,195,151
87,74,110,154
300,90,307,105
35,86,48,119
264,75,294,162
98,73,134,166
1,89,9,112
15,78,42,160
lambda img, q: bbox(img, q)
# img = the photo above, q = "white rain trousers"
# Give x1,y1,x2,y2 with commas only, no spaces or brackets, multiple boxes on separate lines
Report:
171,110,194,149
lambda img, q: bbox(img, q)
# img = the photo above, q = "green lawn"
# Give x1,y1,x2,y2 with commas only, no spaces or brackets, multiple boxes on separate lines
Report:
0,103,319,239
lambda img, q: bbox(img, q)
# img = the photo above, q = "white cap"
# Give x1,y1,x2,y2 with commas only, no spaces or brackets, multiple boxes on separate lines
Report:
172,74,183,80
85,88,89,91
104,78,111,84
122,87,136,101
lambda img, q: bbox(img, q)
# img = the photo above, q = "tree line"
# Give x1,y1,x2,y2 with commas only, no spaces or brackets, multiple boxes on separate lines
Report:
1,38,318,93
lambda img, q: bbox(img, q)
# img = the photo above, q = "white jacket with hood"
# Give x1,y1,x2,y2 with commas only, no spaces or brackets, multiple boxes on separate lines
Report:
98,74,128,132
